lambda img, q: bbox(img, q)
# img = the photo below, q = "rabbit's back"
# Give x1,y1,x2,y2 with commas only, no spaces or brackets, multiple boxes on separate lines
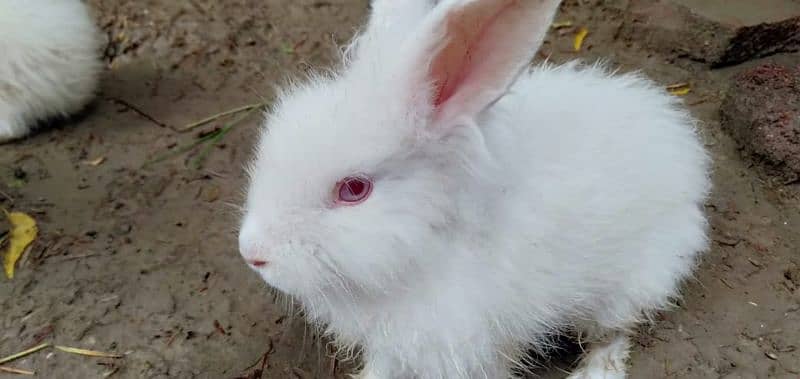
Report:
480,62,710,329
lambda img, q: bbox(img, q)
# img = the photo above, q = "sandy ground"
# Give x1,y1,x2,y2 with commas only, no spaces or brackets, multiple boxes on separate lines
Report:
1,1,799,378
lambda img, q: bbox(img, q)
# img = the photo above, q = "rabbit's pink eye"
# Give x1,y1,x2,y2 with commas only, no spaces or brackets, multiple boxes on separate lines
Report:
336,175,372,205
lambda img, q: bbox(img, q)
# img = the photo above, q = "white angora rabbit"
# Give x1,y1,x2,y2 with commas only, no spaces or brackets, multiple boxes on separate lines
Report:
239,0,711,377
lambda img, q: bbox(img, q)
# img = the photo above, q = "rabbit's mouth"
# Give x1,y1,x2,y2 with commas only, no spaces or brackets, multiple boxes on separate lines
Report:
244,244,342,297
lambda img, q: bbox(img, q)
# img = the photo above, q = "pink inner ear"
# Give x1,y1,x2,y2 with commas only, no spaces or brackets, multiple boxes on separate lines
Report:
430,0,516,107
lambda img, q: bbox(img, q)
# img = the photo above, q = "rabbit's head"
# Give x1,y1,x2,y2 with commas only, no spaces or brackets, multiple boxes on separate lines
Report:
239,0,561,300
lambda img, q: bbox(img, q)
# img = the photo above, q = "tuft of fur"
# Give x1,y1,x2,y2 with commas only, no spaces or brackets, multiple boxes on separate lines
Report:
0,0,103,142
239,0,711,378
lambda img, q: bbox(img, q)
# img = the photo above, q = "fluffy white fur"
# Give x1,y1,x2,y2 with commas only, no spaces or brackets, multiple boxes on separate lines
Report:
0,0,102,142
239,0,711,378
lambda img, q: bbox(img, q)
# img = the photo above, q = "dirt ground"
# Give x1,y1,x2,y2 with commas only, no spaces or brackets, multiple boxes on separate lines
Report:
1,1,799,378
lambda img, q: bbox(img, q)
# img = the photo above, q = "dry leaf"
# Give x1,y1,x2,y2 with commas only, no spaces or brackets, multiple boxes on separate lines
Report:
2,211,38,279
54,345,123,358
0,366,35,375
86,157,106,166
551,20,573,29
573,27,589,52
666,82,691,96
202,186,220,202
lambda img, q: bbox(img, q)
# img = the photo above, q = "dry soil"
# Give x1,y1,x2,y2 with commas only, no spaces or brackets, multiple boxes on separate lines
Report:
1,1,799,378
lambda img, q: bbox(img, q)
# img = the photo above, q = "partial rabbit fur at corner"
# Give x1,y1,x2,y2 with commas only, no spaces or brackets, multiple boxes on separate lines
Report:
239,0,711,378
0,0,102,142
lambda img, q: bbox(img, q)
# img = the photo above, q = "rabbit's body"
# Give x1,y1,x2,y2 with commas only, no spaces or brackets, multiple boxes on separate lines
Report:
296,64,709,379
0,0,102,142
239,0,710,378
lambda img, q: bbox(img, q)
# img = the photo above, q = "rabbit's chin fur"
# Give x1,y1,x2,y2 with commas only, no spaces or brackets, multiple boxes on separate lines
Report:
240,1,710,378
0,0,102,143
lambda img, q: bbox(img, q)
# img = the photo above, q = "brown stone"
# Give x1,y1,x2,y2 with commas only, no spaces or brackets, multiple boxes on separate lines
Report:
618,0,800,66
720,63,800,182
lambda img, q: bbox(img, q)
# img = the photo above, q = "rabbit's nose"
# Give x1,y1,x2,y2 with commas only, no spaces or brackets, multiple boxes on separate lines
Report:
239,237,268,268
239,219,267,265
240,243,269,268
247,259,269,267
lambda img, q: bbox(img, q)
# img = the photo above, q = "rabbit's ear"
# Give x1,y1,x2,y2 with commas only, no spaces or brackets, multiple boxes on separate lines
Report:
412,0,561,128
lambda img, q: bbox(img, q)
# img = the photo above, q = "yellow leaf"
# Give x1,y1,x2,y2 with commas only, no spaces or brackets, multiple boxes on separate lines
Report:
54,346,123,358
2,211,37,279
666,82,691,96
574,27,589,52
551,20,573,29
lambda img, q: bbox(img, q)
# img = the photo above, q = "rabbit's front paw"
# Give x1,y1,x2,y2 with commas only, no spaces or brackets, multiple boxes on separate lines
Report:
350,369,381,379
567,335,630,379
0,119,27,144
567,367,625,379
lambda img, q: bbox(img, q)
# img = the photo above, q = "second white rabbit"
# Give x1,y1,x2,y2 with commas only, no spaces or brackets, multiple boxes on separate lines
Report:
0,0,102,143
